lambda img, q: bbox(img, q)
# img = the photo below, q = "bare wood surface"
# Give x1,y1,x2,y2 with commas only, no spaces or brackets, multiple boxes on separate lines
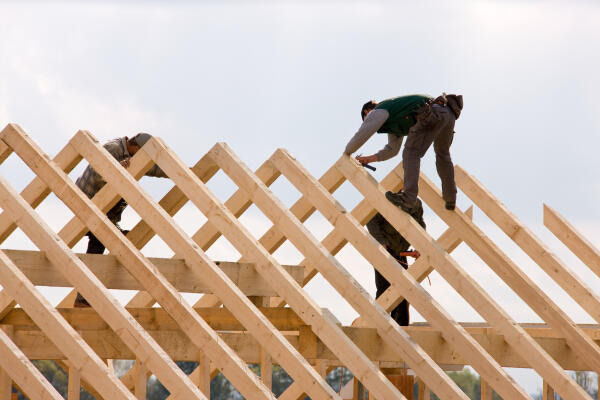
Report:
208,142,459,399
74,132,333,399
455,166,600,363
543,204,600,279
0,326,63,400
2,249,303,296
1,125,208,399
271,149,528,400
337,155,590,400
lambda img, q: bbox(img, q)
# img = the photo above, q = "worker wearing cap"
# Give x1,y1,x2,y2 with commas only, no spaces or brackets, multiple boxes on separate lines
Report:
344,93,462,212
73,133,167,307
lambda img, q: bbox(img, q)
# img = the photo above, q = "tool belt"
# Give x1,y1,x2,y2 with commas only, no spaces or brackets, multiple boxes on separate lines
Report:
414,93,464,123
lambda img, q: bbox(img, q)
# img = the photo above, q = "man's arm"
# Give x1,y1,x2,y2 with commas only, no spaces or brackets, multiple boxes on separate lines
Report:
374,134,403,162
344,109,389,155
144,164,168,178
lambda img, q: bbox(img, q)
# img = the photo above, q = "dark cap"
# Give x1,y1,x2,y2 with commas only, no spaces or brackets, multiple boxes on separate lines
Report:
131,133,152,147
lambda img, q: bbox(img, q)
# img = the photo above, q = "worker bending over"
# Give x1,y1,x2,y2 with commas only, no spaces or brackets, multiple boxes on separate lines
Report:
345,93,463,212
73,133,168,307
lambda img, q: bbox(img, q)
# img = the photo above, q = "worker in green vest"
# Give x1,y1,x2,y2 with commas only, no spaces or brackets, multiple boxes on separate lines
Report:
344,93,463,212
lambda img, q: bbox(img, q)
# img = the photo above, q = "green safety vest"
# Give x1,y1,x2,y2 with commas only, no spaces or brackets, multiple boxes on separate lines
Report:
376,94,431,137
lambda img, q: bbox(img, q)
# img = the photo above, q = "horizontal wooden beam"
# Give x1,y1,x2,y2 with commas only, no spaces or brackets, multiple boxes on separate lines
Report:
1,308,306,332
2,249,303,296
7,321,598,370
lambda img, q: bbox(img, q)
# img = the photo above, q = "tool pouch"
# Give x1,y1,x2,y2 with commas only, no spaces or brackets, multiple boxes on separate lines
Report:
438,93,463,119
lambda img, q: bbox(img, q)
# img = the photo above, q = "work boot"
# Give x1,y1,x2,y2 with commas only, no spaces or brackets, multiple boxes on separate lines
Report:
445,201,455,211
385,190,417,214
73,293,91,308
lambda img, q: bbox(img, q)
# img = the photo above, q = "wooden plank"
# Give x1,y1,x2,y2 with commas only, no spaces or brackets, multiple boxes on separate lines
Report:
0,140,82,245
121,137,342,400
155,140,406,400
456,166,600,338
2,249,303,296
5,128,269,399
2,307,305,332
72,131,332,399
0,326,12,400
543,381,555,400
0,326,63,400
7,324,600,370
260,347,272,390
270,149,528,400
134,360,147,400
356,206,472,323
0,291,16,321
277,382,306,400
336,155,591,400
0,250,135,400
67,362,81,400
543,204,600,279
1,126,209,400
204,144,420,398
480,378,492,400
417,378,429,400
412,165,600,373
193,352,211,397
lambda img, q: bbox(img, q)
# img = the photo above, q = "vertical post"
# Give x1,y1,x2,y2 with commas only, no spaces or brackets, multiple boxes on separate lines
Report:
543,380,555,400
194,351,211,397
0,326,13,400
418,378,430,400
67,362,81,400
481,378,493,400
134,360,147,400
260,347,272,391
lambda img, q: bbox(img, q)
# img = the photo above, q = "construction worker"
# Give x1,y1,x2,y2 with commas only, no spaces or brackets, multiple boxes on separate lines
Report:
73,133,167,307
366,198,425,326
344,93,463,212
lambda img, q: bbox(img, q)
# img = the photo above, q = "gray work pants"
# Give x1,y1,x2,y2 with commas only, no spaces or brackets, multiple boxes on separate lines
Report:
402,104,457,205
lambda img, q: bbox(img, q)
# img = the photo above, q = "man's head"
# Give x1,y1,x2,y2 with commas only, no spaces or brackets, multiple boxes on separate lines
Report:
361,100,378,121
126,133,152,155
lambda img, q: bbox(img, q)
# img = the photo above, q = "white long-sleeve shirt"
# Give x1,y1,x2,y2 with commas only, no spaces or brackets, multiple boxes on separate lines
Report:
344,109,404,161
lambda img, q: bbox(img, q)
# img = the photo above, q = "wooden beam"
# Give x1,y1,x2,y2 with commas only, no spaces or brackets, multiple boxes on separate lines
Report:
336,155,591,400
0,250,134,399
543,381,555,400
271,149,528,400
10,129,270,399
134,360,147,400
208,144,473,400
124,137,341,400
2,249,303,296
0,291,16,322
2,307,305,332
72,131,330,399
0,326,12,400
67,362,81,400
480,378,492,400
7,324,600,370
0,126,207,400
197,142,408,399
0,326,63,400
543,204,600,279
455,166,600,359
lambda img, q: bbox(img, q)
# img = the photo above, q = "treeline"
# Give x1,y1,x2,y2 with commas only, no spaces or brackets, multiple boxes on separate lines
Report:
12,361,598,399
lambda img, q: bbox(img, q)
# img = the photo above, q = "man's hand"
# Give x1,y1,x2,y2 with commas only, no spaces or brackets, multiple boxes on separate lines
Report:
120,159,131,169
355,154,377,164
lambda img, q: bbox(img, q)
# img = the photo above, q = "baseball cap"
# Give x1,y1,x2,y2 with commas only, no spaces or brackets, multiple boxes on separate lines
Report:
131,133,152,147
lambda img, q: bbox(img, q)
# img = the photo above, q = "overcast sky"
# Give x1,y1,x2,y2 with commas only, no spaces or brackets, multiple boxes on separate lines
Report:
1,0,599,395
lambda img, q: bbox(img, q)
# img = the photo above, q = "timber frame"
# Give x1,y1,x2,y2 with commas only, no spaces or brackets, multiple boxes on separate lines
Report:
0,123,597,399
